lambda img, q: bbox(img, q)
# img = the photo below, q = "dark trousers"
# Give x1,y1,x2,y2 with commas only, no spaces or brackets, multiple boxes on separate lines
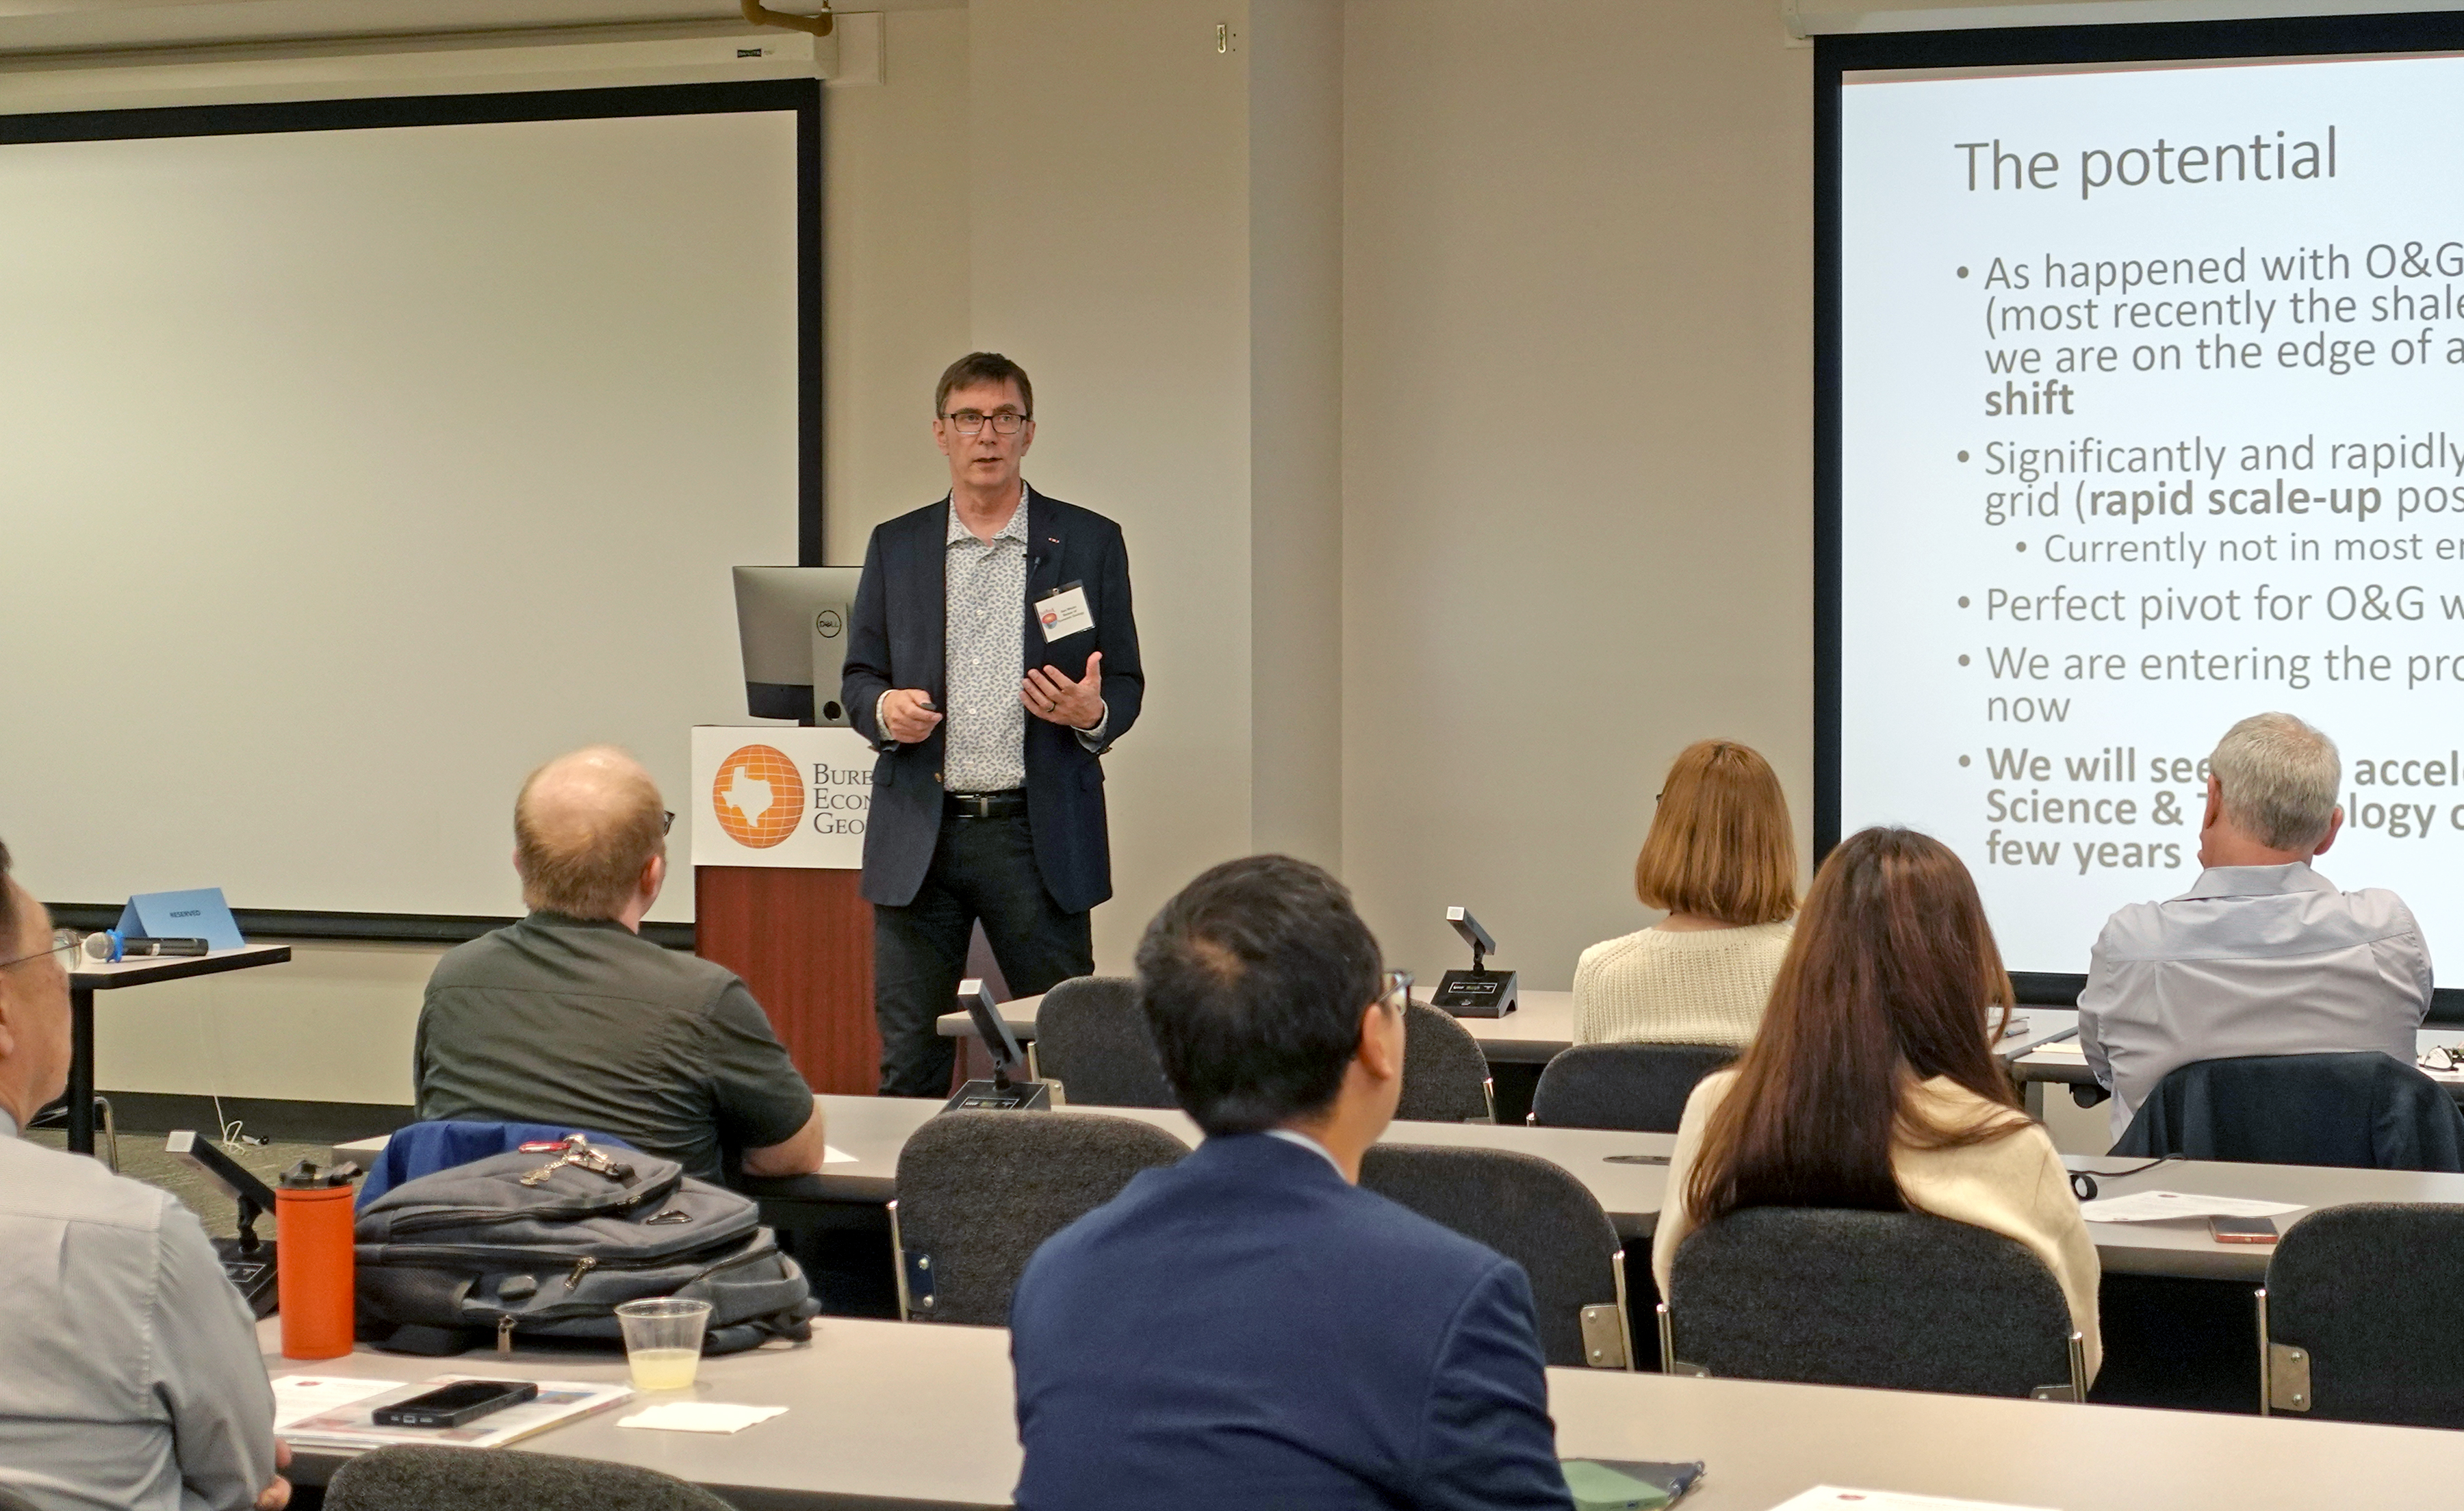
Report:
872,809,1094,1098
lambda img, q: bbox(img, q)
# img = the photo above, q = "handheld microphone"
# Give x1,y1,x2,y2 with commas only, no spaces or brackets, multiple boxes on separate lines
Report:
80,932,209,963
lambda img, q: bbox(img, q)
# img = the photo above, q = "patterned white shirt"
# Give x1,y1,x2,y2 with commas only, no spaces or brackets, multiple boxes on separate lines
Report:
882,485,1108,792
940,491,1034,791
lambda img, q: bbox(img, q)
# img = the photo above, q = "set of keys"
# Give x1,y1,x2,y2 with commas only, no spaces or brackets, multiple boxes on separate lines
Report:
515,1135,636,1187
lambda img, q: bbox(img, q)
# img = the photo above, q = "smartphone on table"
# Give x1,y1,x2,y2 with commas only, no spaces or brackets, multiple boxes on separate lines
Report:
370,1380,539,1428
2209,1215,2279,1244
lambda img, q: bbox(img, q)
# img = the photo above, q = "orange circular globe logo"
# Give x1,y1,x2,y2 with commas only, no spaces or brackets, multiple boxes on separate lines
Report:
711,745,806,849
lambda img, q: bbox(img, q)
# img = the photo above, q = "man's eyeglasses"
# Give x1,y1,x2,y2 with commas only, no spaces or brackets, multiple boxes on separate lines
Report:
0,930,77,973
1377,968,1413,1014
662,810,676,835
941,409,1029,436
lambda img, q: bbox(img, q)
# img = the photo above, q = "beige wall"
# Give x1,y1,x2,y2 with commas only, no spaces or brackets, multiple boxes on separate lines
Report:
86,0,1843,1105
1341,0,1816,989
964,0,1261,973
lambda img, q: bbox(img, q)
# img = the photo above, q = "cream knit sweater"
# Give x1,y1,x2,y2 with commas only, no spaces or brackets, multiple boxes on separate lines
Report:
1569,921,1793,1048
1652,1070,2103,1379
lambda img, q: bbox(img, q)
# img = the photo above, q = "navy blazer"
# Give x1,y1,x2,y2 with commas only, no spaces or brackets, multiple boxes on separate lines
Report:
840,489,1143,913
1010,1135,1573,1511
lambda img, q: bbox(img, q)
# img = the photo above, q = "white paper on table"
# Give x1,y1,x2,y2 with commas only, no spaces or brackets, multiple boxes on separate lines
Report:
1767,1488,2060,1511
617,1402,789,1434
2077,1191,2305,1224
823,1145,857,1165
2025,1040,2088,1060
270,1376,398,1430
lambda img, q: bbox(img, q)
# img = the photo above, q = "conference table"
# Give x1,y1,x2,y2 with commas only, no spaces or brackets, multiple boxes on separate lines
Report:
2012,1024,2464,1104
264,1313,2461,1508
753,1092,2464,1282
938,993,2085,1071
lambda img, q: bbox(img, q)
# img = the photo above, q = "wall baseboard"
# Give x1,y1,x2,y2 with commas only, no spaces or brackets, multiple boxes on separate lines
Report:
96,1092,415,1145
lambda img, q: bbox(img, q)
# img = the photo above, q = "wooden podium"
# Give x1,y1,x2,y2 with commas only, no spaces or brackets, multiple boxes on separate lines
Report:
695,866,877,1095
690,728,881,1096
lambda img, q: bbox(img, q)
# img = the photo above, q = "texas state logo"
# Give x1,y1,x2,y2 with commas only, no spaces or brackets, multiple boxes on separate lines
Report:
711,745,806,849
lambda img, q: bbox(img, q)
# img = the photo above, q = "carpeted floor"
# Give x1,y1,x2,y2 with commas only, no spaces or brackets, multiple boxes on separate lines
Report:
26,1126,340,1241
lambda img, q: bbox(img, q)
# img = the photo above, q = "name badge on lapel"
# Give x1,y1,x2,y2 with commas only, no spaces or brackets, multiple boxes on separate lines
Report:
1036,581,1094,642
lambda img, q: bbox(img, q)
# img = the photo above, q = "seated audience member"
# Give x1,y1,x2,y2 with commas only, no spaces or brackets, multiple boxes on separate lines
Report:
0,840,291,1511
2078,712,2431,1140
1572,738,1797,1048
1009,855,1571,1511
1654,827,2101,1376
415,747,823,1183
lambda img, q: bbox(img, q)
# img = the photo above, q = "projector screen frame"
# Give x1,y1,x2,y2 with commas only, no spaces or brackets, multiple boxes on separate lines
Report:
1814,12,2464,1013
6,78,823,952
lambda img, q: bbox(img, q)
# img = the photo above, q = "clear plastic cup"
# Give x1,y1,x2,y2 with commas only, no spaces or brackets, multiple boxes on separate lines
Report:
615,1297,713,1391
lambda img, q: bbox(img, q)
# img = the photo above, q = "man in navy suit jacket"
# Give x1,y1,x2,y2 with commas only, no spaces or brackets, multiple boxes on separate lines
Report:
1009,856,1572,1510
840,353,1143,1096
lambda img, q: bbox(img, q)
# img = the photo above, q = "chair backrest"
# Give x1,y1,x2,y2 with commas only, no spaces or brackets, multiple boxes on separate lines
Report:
1031,976,1177,1108
2263,1202,2464,1428
1530,1043,1737,1133
2112,1052,2464,1170
1398,1002,1495,1122
891,1109,1188,1325
1667,1206,2077,1399
1360,1143,1626,1367
326,1445,733,1511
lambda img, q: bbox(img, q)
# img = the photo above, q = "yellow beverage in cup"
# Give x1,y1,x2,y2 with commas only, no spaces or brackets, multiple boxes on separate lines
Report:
628,1347,702,1391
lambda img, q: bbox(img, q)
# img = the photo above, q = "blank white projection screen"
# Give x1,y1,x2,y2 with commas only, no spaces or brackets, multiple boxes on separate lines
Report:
1840,53,2464,976
0,107,802,922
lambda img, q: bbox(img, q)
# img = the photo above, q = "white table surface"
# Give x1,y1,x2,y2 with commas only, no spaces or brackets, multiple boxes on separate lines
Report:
348,1092,2464,1281
67,940,291,989
942,996,2076,1069
266,1313,2462,1508
2016,1024,2464,1087
940,989,1582,1064
741,1094,2464,1280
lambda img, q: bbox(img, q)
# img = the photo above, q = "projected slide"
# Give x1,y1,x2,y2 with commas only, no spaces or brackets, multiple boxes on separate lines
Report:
1838,50,2464,975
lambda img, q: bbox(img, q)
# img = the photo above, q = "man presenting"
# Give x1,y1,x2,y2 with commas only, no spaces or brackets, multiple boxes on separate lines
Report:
843,352,1143,1097
2078,712,2433,1139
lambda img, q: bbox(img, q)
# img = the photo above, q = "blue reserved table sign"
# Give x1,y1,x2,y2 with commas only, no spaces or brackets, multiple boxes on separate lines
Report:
115,888,244,951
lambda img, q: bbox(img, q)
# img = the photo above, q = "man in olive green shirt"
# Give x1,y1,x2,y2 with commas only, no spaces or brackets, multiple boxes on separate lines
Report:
415,747,823,1185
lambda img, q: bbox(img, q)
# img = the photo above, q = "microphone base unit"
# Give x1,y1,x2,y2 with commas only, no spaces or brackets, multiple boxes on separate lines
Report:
942,1079,1053,1113
212,1236,279,1317
1433,970,1517,1018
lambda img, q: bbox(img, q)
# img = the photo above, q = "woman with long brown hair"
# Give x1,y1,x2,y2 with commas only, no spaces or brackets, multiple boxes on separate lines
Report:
1571,740,1797,1048
1649,825,2099,1374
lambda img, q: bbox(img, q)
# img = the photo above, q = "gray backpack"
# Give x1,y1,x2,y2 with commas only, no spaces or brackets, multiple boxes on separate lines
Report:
354,1140,819,1357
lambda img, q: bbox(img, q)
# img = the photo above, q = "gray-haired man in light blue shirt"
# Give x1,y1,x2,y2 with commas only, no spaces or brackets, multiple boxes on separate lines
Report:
2078,713,2434,1141
0,838,288,1511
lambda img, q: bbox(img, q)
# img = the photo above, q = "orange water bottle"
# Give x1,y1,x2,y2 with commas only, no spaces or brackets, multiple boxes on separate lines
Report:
277,1159,362,1360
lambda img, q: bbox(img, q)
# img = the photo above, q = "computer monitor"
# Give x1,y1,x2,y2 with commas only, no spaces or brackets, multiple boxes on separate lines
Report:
732,565,862,725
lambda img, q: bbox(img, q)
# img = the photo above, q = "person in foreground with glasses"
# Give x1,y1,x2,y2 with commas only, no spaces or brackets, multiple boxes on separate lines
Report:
413,746,823,1183
1652,826,2102,1380
1008,855,1571,1510
0,838,293,1511
840,351,1145,1098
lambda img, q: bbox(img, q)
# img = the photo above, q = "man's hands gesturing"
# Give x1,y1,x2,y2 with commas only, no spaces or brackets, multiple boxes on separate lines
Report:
1023,652,1105,732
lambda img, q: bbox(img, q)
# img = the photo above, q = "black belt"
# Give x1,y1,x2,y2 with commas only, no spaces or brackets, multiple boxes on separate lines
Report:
945,790,1029,819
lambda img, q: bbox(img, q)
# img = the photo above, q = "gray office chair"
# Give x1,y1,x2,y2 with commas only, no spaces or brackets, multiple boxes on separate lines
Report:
1398,1002,1496,1122
890,1109,1188,1326
1528,1043,1736,1133
1361,1143,1629,1368
325,1445,732,1511
1663,1207,2085,1401
2112,1053,2464,1170
1029,976,1177,1108
2259,1203,2464,1428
